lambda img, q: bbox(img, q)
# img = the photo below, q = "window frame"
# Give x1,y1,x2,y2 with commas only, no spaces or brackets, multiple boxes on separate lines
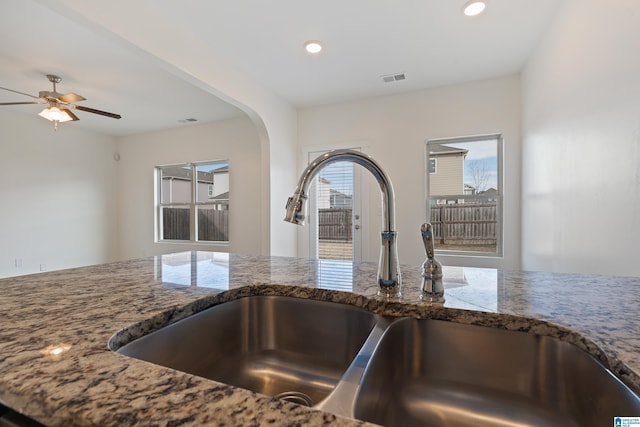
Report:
425,134,503,257
156,160,230,244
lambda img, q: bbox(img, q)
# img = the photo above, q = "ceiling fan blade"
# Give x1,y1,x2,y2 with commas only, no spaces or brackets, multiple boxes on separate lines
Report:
0,86,42,100
62,108,79,121
0,101,42,105
58,92,86,103
74,105,121,119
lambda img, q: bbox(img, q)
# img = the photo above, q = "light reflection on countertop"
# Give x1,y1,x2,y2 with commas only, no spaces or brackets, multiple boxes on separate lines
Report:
155,251,230,289
316,259,354,291
442,266,500,312
153,251,359,292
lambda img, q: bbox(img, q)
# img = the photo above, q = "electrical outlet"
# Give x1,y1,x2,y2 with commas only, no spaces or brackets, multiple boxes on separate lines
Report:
15,258,22,268
40,264,46,271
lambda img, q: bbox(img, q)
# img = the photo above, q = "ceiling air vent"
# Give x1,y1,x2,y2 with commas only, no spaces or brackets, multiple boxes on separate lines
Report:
381,72,406,83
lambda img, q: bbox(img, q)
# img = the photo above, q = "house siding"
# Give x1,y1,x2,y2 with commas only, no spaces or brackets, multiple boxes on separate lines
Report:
429,153,466,196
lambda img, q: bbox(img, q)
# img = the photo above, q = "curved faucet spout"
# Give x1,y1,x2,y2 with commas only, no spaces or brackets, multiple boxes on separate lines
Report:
284,149,401,297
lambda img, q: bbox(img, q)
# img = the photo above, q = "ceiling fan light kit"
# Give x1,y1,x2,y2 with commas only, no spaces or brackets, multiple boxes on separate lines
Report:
38,105,76,130
0,74,121,131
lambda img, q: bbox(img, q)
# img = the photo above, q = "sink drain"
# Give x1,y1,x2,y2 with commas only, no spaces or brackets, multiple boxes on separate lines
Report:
275,391,314,407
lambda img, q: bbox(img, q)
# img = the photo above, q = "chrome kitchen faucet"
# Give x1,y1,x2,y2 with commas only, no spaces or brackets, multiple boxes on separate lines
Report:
284,149,401,297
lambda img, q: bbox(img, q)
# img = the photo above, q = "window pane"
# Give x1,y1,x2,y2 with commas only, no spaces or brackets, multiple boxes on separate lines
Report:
317,161,353,260
161,206,190,240
195,161,229,202
160,165,191,204
197,203,229,242
429,201,498,253
427,137,500,254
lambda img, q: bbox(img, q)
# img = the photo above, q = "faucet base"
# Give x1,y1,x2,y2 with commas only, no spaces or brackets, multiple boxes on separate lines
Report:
419,291,445,304
377,283,401,299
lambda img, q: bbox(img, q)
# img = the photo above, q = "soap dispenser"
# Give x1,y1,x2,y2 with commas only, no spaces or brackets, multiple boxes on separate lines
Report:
420,223,445,303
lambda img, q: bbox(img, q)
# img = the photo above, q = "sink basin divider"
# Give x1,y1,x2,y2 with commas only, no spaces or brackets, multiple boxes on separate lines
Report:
313,316,394,418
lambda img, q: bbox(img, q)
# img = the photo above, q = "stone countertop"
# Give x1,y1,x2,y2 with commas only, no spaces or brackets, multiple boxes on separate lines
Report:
0,251,639,426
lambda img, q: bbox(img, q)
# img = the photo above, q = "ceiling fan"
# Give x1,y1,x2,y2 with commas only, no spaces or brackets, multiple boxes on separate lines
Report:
0,74,121,130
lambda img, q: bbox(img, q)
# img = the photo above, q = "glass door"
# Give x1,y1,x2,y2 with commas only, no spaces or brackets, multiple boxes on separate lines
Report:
307,150,362,261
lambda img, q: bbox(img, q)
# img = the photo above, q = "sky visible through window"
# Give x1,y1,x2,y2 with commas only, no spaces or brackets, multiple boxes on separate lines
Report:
446,139,498,192
196,162,228,173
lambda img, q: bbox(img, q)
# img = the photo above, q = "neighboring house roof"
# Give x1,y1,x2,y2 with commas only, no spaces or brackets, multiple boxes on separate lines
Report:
478,188,498,196
211,165,229,174
330,188,350,197
161,167,213,183
161,166,191,180
429,144,468,156
161,165,228,183
211,191,229,200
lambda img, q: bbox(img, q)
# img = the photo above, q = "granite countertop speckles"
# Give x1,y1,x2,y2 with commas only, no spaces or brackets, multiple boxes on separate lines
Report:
0,251,639,426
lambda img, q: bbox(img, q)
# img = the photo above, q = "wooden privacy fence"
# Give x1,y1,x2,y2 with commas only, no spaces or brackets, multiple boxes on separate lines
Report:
318,205,496,245
429,203,497,245
319,208,352,241
162,206,229,242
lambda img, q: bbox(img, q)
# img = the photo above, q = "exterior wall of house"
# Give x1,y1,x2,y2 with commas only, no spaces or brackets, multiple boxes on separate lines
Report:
330,192,352,209
211,172,229,198
429,153,466,196
316,178,331,209
162,179,189,203
161,172,230,203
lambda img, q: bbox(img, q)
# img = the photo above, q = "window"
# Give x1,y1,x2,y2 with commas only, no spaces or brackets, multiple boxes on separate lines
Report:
156,160,229,243
429,158,437,174
426,135,503,256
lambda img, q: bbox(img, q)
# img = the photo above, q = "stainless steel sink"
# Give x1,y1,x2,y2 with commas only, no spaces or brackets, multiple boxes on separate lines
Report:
116,295,382,406
353,317,640,427
115,296,640,426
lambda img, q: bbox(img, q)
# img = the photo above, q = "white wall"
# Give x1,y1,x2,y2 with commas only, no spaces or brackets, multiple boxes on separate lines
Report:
50,0,299,258
522,0,640,276
298,75,522,270
115,116,262,260
0,109,118,278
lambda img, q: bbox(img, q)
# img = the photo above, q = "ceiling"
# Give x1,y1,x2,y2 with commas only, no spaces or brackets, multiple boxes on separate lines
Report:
0,0,562,137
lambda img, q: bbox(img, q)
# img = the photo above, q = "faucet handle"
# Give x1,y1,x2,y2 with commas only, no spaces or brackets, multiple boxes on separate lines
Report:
421,223,436,259
420,223,445,303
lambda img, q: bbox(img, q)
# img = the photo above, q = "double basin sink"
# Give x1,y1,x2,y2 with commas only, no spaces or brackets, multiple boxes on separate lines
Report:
114,295,640,427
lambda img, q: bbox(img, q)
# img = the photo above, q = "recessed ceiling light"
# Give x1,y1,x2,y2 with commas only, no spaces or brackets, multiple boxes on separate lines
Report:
463,1,486,16
304,41,323,54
